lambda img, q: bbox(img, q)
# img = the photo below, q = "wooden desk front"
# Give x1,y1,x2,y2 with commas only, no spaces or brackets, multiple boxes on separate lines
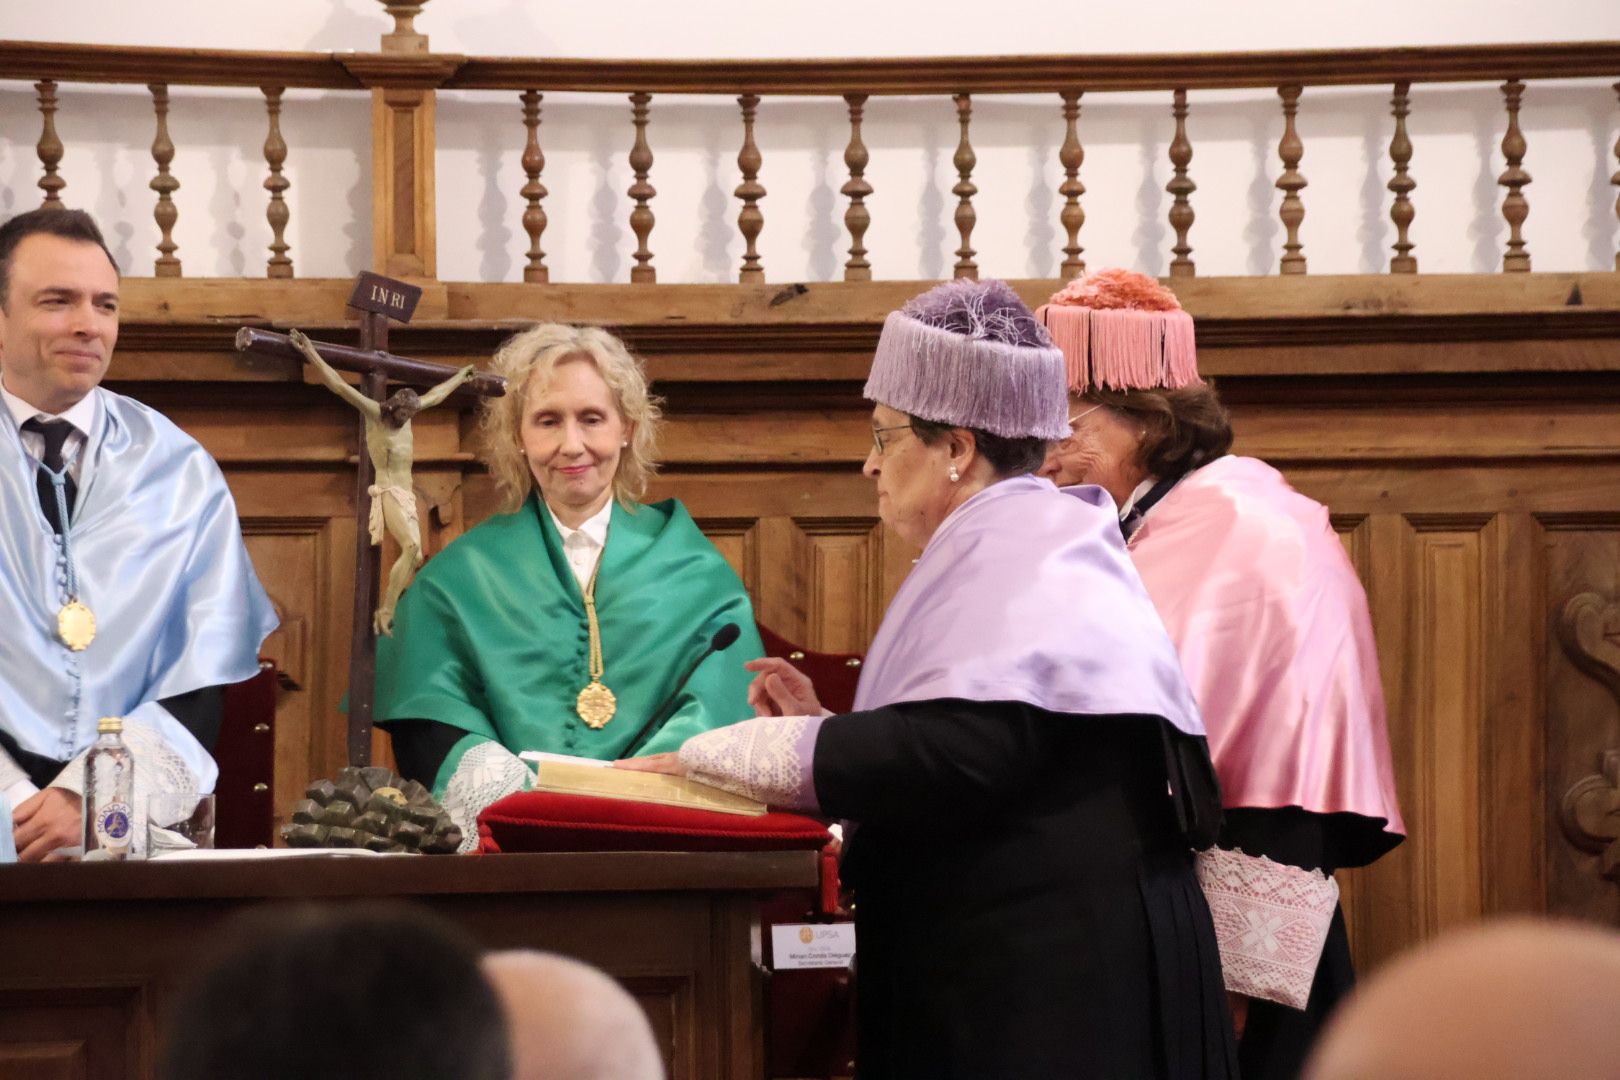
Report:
0,850,820,1080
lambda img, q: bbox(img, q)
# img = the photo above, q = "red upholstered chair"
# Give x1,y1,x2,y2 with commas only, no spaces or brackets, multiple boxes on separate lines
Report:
214,659,278,849
755,623,865,715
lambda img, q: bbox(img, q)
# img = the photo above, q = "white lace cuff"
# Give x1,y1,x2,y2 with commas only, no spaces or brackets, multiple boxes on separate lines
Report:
441,741,532,853
679,715,823,812
1195,846,1340,1010
51,719,201,857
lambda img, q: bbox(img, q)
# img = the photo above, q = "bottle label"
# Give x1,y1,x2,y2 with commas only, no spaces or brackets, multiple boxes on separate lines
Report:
94,801,133,851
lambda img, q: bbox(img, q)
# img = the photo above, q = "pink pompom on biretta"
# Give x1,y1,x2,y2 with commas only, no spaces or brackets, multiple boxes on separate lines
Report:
1048,267,1183,312
1036,268,1200,393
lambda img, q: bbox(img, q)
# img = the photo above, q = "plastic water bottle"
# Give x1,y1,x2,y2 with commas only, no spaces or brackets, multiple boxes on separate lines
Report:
82,716,136,861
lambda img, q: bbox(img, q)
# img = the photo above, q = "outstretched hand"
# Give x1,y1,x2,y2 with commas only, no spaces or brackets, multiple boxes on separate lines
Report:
613,752,688,776
743,657,823,717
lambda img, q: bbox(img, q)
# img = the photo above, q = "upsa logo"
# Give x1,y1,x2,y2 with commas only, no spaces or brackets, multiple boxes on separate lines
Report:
799,927,815,945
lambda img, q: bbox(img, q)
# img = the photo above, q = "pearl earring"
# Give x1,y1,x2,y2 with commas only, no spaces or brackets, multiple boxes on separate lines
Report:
621,440,629,447
948,465,960,482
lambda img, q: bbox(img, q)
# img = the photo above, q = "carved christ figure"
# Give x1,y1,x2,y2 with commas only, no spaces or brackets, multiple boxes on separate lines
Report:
289,329,475,635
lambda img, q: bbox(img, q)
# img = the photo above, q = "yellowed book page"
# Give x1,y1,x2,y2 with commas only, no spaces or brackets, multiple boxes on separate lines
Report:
534,759,766,817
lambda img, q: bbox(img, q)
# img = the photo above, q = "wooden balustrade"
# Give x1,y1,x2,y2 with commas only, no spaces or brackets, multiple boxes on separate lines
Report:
1499,79,1532,272
1388,82,1417,274
1058,90,1086,279
1167,89,1195,278
519,90,548,284
1,38,1616,283
627,92,656,284
735,93,765,284
149,83,181,277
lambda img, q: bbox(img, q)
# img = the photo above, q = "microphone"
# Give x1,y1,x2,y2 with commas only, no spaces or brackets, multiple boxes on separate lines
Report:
622,623,742,756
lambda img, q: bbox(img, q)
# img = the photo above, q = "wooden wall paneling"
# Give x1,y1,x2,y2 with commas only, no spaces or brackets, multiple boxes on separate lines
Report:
1330,514,1373,954
801,519,883,653
1539,515,1620,925
0,986,147,1080
1406,514,1492,936
694,518,763,608
1349,512,1421,970
1480,512,1549,914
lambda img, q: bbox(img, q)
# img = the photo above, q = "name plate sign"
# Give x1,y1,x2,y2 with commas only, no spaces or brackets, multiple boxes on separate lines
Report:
770,922,857,971
349,271,423,323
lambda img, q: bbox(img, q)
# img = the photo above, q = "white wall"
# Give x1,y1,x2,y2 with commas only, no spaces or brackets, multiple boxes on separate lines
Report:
2,1,1616,282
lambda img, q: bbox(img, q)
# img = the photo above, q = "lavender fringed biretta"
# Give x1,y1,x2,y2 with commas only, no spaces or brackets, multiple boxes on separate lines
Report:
863,279,1070,440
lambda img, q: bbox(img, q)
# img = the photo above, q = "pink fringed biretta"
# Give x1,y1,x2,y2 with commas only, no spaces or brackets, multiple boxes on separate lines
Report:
864,279,1070,440
1035,268,1201,392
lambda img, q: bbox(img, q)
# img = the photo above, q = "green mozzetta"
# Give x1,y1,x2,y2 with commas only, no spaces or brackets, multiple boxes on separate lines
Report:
375,492,765,796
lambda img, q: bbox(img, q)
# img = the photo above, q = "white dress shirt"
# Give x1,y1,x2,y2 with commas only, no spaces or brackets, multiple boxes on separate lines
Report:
546,498,613,590
2,382,97,483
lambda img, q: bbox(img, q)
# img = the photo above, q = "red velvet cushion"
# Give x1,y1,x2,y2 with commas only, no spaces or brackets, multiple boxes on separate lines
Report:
477,790,832,854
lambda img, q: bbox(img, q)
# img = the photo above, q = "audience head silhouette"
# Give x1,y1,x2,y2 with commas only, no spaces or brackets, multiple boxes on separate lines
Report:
159,902,511,1080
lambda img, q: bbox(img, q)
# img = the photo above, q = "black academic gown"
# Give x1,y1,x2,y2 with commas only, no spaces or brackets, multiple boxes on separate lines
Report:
1218,807,1400,1080
814,698,1238,1080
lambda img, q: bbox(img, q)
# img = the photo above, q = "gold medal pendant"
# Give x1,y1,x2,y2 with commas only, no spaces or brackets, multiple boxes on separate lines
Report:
57,599,97,651
576,679,617,729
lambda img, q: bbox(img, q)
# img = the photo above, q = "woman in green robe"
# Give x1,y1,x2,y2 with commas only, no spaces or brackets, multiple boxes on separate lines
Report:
375,324,764,845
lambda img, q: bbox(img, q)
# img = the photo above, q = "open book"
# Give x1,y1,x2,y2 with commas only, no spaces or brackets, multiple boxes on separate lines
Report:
518,752,766,817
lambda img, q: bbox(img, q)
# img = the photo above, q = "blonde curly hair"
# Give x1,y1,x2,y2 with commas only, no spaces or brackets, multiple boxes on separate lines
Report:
478,323,663,516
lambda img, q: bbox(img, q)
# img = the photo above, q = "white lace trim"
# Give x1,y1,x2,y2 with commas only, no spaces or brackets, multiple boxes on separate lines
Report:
679,715,815,810
441,741,532,853
1195,846,1339,1010
52,720,200,857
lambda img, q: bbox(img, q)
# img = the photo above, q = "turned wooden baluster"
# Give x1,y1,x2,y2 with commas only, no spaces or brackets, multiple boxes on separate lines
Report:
841,93,873,282
1498,79,1531,272
1167,89,1196,278
35,80,65,208
1388,81,1417,273
1058,91,1085,279
627,92,656,284
735,93,766,284
150,83,181,277
1612,81,1619,271
1276,84,1307,275
519,90,548,283
262,86,292,279
951,93,978,280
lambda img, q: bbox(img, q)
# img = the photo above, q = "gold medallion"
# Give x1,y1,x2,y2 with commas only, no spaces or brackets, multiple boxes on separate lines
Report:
576,680,617,729
57,599,96,651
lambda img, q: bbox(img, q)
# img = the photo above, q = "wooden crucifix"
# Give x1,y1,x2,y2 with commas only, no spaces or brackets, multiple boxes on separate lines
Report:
236,272,506,766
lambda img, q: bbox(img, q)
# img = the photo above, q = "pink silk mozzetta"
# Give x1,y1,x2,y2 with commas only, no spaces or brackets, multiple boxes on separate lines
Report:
1127,456,1405,840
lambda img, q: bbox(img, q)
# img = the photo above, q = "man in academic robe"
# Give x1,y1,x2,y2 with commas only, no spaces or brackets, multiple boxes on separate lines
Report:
0,208,278,862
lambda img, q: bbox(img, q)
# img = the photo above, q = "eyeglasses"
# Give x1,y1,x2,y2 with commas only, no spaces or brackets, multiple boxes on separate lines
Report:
871,424,915,455
1055,404,1103,450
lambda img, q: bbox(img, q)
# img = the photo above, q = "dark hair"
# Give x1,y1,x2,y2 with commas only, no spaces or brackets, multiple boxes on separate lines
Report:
0,207,120,308
159,902,511,1080
1088,381,1234,478
909,415,1050,478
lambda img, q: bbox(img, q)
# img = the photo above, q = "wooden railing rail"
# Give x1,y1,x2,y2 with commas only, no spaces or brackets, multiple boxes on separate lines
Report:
2,34,1617,283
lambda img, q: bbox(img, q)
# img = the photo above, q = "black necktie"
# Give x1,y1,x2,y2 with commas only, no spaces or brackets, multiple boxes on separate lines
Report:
22,417,76,534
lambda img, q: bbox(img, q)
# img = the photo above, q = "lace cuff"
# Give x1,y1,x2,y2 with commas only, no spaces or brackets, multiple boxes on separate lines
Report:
441,741,532,853
1195,846,1340,1010
51,720,201,857
679,715,823,812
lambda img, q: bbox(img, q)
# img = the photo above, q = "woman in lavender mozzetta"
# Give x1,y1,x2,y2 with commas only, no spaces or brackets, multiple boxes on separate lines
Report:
620,280,1237,1079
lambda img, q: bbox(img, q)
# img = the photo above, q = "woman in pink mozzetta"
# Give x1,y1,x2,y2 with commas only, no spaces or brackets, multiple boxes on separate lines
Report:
1037,268,1405,1080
